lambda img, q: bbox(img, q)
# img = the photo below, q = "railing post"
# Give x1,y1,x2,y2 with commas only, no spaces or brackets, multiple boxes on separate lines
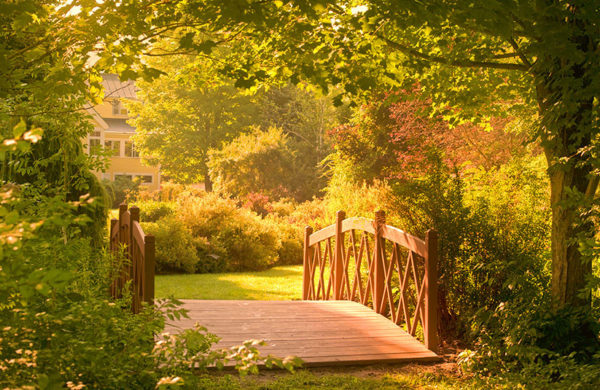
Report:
303,226,313,300
129,206,140,257
118,203,127,244
116,203,128,299
129,206,140,312
109,218,119,299
109,219,118,252
425,229,439,353
333,211,346,300
372,210,386,314
144,234,155,305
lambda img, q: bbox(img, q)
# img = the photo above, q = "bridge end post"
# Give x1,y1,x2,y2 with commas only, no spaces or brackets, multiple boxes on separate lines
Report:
373,210,386,314
333,211,346,300
425,229,439,354
303,226,313,300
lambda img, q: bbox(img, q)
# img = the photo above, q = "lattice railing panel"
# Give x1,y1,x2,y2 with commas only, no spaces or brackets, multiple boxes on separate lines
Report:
303,210,439,353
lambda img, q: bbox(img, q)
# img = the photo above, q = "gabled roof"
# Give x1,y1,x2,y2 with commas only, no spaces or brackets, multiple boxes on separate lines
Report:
102,74,137,99
85,107,108,129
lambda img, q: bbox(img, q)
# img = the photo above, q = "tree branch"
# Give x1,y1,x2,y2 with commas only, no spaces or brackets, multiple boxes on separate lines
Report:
377,34,529,72
508,37,532,68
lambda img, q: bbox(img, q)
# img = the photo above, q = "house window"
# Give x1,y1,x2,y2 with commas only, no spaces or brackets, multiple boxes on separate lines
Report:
112,100,120,115
136,175,153,184
89,131,101,155
105,140,121,156
114,174,133,182
124,141,139,157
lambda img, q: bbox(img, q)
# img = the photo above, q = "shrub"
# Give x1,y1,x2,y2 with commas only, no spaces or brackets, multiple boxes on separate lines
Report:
177,193,280,271
142,217,200,274
193,236,228,273
265,218,303,265
242,192,273,216
137,200,176,222
102,176,140,208
276,234,303,265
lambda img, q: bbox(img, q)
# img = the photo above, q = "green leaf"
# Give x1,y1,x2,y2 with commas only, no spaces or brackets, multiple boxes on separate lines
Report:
13,119,26,138
196,40,216,54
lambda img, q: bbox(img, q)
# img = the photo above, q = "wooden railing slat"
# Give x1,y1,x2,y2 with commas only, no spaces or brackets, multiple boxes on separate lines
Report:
308,224,335,247
380,225,427,258
341,217,375,235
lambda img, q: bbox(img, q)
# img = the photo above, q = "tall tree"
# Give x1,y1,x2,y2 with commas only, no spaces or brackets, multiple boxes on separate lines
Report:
127,52,259,190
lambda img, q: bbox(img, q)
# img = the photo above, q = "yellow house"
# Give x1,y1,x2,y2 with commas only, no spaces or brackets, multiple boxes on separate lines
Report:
85,74,161,190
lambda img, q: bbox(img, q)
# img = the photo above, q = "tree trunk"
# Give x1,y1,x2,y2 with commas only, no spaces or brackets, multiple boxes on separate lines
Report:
548,162,595,308
537,1,598,311
204,173,213,192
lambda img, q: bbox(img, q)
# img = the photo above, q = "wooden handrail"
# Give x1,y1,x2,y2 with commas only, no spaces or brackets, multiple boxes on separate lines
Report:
110,203,155,313
303,210,439,353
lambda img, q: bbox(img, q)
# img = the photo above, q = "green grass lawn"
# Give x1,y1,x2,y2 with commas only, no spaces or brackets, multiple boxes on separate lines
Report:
156,265,304,300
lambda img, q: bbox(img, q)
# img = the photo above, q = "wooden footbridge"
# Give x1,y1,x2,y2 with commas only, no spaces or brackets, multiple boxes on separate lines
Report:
111,205,441,366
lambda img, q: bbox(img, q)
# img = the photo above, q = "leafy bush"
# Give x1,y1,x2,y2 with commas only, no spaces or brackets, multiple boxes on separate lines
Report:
137,200,176,222
102,176,140,208
266,218,303,265
459,300,600,388
142,217,200,274
177,193,280,271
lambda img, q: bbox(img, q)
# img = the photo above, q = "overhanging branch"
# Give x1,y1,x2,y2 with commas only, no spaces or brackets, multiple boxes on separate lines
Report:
377,34,529,72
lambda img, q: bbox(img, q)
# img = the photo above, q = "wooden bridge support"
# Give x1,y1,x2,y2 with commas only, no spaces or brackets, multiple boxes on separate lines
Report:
425,229,439,353
372,210,386,315
333,211,346,300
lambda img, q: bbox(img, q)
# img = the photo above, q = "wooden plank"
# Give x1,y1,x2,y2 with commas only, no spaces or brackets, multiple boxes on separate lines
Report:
197,328,412,340
381,225,427,258
213,334,415,345
308,224,335,246
215,337,425,351
131,221,146,252
239,343,431,356
165,299,440,368
168,320,402,333
341,217,375,235
300,352,439,366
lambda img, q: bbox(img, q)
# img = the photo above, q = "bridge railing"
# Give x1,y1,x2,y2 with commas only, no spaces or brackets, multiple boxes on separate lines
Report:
303,210,439,353
110,203,155,313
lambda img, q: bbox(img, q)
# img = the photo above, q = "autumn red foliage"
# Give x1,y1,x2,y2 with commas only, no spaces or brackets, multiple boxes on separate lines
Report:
329,90,528,181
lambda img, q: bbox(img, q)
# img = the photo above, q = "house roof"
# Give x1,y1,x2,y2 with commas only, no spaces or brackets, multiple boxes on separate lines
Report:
104,118,135,133
85,107,108,129
102,74,137,99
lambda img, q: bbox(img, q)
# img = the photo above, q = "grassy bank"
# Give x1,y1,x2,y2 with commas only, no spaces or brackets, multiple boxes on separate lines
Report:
155,265,304,300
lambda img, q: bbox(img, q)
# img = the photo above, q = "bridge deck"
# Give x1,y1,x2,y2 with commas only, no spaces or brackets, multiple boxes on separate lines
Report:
164,300,440,367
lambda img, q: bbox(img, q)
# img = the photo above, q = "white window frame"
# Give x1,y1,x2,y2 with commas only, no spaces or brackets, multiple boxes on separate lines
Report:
87,129,103,155
123,140,139,158
111,100,121,115
112,173,154,185
104,139,122,157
